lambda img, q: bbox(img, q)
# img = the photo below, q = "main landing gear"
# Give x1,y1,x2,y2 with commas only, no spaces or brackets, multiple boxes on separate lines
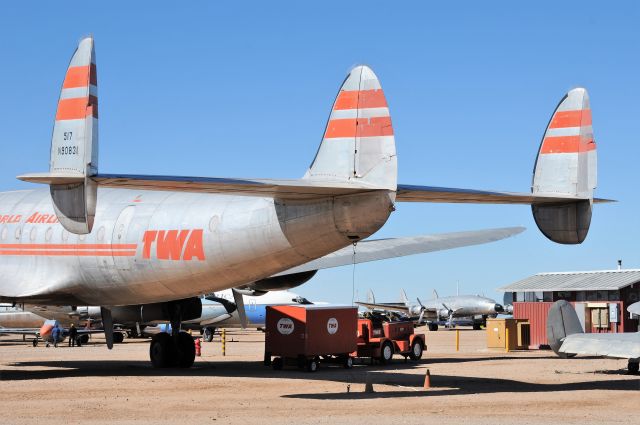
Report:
149,303,196,368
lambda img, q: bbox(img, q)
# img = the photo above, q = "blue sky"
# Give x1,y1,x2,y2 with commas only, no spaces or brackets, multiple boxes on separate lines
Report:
0,2,638,304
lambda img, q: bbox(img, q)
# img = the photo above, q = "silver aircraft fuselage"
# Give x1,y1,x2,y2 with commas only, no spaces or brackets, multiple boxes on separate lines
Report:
0,187,393,306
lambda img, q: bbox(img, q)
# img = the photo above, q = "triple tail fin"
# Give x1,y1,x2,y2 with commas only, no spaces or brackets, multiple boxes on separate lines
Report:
304,65,397,190
532,88,596,244
400,288,409,306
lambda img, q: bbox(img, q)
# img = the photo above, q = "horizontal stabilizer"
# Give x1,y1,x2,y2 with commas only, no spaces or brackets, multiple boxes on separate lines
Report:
91,174,380,199
274,226,525,276
396,185,612,204
560,332,640,359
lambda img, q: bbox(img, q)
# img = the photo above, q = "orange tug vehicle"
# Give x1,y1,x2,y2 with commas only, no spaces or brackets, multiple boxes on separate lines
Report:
264,305,426,372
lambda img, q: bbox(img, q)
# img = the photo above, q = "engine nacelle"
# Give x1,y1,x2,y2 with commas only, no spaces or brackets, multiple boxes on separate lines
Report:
108,297,202,324
245,270,317,292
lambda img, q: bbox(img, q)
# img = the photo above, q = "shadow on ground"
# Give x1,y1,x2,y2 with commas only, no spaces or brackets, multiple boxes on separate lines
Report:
2,354,638,398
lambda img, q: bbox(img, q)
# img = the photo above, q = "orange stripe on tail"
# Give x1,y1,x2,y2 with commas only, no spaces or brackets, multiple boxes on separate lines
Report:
324,117,393,138
549,110,592,129
56,96,98,120
541,136,596,154
334,89,388,110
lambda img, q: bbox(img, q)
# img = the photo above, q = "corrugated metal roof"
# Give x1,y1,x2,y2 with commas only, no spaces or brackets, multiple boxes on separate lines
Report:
498,269,640,292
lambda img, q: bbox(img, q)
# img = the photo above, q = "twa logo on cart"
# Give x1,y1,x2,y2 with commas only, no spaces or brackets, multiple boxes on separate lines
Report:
277,318,294,335
327,318,338,334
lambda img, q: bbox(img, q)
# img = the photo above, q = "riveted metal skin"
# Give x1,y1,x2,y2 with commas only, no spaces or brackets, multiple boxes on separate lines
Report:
0,188,393,306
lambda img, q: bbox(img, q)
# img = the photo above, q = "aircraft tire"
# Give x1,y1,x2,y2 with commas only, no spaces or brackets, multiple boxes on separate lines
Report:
150,333,175,368
32,339,38,347
80,334,89,344
176,332,196,368
428,323,438,332
473,323,482,330
629,361,639,375
203,327,214,343
113,332,125,344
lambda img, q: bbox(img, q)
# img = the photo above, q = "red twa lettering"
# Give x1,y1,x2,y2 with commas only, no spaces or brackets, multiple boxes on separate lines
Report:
141,229,205,261
142,231,157,259
183,229,205,261
157,230,189,260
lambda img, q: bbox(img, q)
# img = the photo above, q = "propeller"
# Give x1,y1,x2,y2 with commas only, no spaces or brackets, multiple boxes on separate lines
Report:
441,303,454,328
416,298,426,324
231,288,248,329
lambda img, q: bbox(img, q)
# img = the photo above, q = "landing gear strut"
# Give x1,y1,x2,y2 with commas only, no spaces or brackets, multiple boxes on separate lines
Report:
149,302,196,368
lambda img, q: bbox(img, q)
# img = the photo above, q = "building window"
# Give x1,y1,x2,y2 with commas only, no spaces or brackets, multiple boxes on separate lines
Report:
608,290,620,301
515,292,525,302
596,290,608,301
543,292,553,302
576,291,586,302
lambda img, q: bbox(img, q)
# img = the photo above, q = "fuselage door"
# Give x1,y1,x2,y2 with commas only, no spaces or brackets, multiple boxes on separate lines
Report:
112,206,136,270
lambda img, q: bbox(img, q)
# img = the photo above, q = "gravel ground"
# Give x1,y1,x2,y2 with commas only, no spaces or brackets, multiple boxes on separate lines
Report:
0,327,638,424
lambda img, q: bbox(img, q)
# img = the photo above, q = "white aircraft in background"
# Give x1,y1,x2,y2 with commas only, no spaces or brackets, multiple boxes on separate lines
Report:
0,37,607,368
145,289,321,341
358,289,503,330
547,300,640,374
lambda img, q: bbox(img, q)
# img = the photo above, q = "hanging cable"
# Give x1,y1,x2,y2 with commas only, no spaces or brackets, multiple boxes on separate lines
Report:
351,241,358,306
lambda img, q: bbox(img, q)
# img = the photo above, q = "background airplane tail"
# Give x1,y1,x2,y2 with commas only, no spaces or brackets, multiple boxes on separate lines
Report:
303,65,397,191
546,300,583,355
532,88,596,244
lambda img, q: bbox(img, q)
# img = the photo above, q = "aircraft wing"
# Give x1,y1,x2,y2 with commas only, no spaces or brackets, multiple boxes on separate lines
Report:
396,185,614,204
0,328,40,336
274,226,525,276
18,174,615,204
560,332,640,359
355,302,411,314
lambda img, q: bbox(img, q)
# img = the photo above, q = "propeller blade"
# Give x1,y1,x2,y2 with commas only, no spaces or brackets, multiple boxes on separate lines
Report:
100,307,114,350
232,288,248,329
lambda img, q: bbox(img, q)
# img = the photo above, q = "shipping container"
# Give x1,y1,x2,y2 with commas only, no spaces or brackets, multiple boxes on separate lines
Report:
265,305,358,371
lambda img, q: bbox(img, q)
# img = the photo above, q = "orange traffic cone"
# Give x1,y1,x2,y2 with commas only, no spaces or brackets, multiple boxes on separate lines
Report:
423,368,431,389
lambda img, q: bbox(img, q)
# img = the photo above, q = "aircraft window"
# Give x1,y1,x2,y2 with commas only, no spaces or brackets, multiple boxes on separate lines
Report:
14,226,21,240
97,226,105,241
45,227,53,241
0,226,6,240
79,234,86,242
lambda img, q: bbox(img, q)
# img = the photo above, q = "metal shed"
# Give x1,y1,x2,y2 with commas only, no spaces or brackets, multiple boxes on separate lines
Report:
498,269,640,348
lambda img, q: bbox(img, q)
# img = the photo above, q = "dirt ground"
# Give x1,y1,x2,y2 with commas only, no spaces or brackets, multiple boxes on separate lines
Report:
0,327,638,425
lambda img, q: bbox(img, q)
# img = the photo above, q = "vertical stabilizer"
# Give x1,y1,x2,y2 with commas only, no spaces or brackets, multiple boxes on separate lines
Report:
547,300,584,355
532,88,596,244
20,37,99,234
367,289,376,304
304,65,397,190
400,288,409,306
